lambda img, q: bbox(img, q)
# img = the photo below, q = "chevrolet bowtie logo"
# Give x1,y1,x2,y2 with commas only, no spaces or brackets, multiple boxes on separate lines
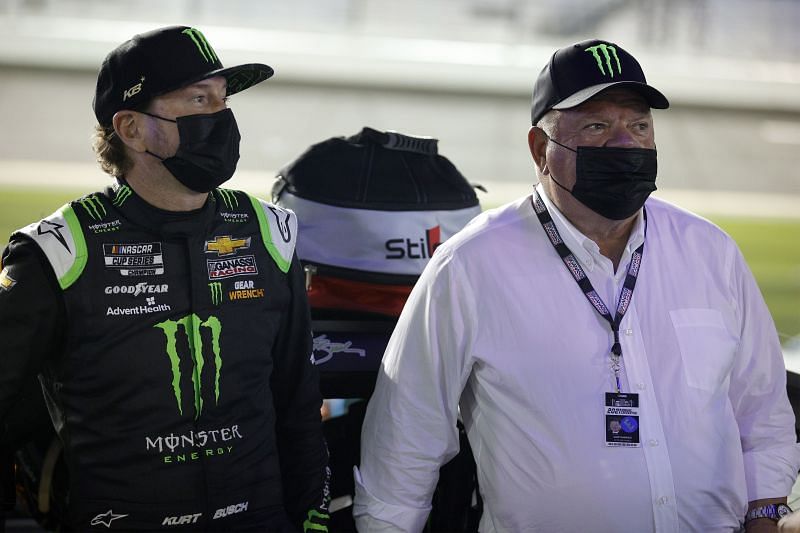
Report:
204,236,251,257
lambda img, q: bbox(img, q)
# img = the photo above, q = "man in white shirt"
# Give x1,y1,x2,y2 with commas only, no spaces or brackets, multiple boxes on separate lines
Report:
353,39,800,533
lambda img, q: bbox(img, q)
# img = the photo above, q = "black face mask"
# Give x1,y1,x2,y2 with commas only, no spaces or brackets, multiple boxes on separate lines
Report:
143,108,241,193
547,138,658,220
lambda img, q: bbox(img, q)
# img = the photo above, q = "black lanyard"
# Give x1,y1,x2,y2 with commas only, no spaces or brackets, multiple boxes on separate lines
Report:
531,190,647,392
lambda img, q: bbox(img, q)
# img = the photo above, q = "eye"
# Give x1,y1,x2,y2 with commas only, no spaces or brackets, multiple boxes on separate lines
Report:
585,122,606,132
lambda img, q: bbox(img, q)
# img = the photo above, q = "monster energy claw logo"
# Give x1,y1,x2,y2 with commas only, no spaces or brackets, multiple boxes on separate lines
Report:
209,282,222,306
78,194,107,221
303,510,330,533
113,185,132,207
182,28,218,63
217,189,239,210
585,44,622,77
155,315,223,419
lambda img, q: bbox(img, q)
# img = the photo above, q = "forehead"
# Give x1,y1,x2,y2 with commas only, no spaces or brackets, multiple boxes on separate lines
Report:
159,76,227,99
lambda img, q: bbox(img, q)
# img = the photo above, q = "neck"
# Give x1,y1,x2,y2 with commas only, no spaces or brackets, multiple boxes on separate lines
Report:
546,188,637,271
124,161,208,212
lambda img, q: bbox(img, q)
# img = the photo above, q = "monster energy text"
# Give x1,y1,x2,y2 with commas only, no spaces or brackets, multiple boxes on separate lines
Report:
182,28,218,63
585,44,622,77
154,314,223,419
145,425,243,465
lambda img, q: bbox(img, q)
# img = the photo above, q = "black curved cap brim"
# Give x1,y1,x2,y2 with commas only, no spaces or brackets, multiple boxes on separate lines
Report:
553,81,669,111
213,63,275,96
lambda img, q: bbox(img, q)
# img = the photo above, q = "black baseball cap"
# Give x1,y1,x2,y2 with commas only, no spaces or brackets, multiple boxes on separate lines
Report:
531,39,669,126
93,25,274,127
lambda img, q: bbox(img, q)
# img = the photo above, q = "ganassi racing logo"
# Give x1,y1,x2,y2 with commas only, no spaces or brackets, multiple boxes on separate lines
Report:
105,282,168,297
207,255,258,280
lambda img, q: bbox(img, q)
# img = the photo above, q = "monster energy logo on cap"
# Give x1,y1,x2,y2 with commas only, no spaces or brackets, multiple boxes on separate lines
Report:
182,28,218,63
78,194,107,221
209,282,223,306
155,314,223,419
585,44,622,77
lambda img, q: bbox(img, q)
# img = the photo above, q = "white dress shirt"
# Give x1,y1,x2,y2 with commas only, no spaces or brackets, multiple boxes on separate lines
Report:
354,186,800,533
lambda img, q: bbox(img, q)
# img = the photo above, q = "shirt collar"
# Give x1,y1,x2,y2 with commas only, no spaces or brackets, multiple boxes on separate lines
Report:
534,183,645,274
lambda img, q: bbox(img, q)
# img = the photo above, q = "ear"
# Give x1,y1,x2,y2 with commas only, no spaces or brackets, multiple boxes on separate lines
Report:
112,111,148,153
528,126,549,175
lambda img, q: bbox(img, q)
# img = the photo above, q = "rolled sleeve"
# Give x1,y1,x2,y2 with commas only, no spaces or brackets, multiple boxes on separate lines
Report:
353,466,431,533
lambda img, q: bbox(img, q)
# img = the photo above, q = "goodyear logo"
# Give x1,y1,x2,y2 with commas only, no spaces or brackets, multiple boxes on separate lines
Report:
205,236,251,257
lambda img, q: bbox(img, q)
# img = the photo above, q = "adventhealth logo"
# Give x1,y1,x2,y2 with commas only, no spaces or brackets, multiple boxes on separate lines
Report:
155,314,223,419
585,44,621,77
182,28,218,63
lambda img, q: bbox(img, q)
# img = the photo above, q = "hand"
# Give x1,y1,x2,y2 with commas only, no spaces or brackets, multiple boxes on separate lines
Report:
779,510,800,532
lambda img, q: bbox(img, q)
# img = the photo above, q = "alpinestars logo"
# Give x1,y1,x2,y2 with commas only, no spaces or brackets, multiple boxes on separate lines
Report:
182,28,218,63
154,314,223,419
90,509,128,528
585,44,622,77
37,219,70,252
385,226,441,259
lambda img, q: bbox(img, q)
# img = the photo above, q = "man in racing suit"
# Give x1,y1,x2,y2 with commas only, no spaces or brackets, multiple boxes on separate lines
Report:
0,26,329,531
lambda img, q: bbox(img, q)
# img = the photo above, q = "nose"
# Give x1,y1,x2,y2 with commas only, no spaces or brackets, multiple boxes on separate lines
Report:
603,123,641,149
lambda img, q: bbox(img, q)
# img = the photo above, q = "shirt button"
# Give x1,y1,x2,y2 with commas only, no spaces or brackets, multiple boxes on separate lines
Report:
625,329,633,336
637,383,646,391
648,439,659,447
658,496,669,505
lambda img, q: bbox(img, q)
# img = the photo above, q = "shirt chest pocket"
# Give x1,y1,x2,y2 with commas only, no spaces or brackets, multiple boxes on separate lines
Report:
669,308,738,391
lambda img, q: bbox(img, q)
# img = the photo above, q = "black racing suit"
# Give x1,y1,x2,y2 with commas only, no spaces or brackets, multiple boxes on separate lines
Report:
0,181,329,531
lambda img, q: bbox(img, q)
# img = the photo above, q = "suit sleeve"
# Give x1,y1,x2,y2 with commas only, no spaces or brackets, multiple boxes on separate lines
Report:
0,235,64,448
270,253,330,532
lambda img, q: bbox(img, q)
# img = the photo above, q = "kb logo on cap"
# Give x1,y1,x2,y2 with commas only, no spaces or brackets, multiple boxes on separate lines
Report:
585,44,621,78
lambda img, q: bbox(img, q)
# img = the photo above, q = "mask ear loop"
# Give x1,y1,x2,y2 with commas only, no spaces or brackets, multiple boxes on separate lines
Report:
541,133,577,193
137,110,177,161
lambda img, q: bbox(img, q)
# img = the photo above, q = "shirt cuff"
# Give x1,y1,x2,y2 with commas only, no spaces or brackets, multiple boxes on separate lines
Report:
352,466,431,533
744,444,800,501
